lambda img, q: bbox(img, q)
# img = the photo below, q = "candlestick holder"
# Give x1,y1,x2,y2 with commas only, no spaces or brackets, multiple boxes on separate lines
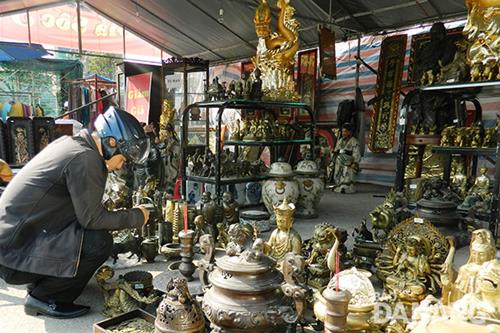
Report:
322,288,351,333
178,229,195,281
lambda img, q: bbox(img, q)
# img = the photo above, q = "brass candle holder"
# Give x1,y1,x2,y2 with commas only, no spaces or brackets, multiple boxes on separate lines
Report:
322,288,351,333
178,229,195,281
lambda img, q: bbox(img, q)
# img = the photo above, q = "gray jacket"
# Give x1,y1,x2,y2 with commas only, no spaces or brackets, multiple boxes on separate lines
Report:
0,130,144,278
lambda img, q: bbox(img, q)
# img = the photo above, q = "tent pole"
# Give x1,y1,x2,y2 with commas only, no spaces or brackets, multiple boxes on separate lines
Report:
76,1,82,54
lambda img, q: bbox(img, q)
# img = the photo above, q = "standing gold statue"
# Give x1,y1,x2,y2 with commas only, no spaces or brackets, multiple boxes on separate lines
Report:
264,198,302,264
253,0,300,101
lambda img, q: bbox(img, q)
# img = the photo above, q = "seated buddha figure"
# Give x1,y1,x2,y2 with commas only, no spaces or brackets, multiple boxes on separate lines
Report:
264,198,302,266
384,236,436,304
459,167,492,210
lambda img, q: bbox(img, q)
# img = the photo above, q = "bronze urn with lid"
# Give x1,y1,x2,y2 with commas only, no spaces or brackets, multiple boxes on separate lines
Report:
197,234,307,333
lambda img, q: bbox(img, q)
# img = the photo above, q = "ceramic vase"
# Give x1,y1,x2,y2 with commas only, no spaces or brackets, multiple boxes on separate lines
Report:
295,160,324,218
262,162,299,219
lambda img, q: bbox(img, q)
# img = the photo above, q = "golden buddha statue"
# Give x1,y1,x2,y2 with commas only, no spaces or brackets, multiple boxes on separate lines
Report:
442,229,496,304
451,163,468,199
459,167,492,210
264,198,302,264
376,219,453,306
384,236,434,303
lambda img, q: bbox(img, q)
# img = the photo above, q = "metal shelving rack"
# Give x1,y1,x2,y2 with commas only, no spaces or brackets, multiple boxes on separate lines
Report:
180,99,316,201
395,81,500,239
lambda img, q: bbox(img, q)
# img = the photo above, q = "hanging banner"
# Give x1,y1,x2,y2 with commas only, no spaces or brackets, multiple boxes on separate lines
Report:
126,72,152,123
319,27,336,79
297,48,317,111
368,34,407,152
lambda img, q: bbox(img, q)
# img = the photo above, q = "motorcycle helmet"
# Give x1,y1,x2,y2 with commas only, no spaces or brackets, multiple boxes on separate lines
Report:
94,107,150,164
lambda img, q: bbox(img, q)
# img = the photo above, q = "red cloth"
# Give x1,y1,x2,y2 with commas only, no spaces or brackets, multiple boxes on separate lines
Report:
173,177,182,200
95,90,104,114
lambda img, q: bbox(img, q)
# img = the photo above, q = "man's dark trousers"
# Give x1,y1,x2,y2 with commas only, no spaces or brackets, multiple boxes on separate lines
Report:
0,230,112,303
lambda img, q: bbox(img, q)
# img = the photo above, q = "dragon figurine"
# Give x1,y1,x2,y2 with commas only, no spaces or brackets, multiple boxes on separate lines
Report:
253,0,300,101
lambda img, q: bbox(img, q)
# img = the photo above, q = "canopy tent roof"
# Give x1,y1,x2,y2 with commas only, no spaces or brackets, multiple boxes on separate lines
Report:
0,0,468,62
0,42,49,61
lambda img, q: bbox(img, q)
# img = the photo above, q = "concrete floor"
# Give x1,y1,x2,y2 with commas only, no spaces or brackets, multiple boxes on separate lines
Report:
0,183,472,333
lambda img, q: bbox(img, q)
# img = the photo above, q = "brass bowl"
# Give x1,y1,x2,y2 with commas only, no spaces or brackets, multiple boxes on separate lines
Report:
161,243,181,260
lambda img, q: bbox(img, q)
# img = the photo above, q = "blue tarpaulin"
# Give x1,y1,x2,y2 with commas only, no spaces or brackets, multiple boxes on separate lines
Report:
0,42,49,61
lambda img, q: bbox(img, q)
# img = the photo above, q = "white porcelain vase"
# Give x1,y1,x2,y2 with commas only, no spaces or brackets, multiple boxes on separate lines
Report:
295,160,324,218
262,162,299,219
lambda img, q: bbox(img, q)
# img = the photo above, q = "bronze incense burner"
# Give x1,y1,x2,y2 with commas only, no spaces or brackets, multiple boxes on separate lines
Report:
198,234,307,333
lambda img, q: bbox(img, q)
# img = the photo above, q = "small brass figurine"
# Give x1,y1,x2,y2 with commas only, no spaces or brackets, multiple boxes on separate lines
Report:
193,214,215,244
470,125,484,148
263,198,302,265
216,222,229,248
482,127,497,148
304,223,338,289
440,126,456,146
451,163,468,199
222,191,239,225
95,266,159,317
225,223,254,256
458,167,492,210
198,192,221,230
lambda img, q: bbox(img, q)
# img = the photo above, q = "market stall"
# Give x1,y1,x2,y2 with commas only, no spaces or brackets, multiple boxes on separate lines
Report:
0,1,498,333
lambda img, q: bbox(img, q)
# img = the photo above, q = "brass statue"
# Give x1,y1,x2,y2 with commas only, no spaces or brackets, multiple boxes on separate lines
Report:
458,167,492,210
253,0,300,101
470,125,484,148
441,229,496,304
408,260,500,333
375,218,454,305
451,163,468,199
197,192,221,229
454,127,469,147
95,266,159,317
482,127,497,147
193,214,215,244
222,192,239,224
438,40,470,83
304,224,337,289
440,126,456,146
225,223,254,256
464,0,500,82
452,259,500,320
264,198,302,264
216,222,229,248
